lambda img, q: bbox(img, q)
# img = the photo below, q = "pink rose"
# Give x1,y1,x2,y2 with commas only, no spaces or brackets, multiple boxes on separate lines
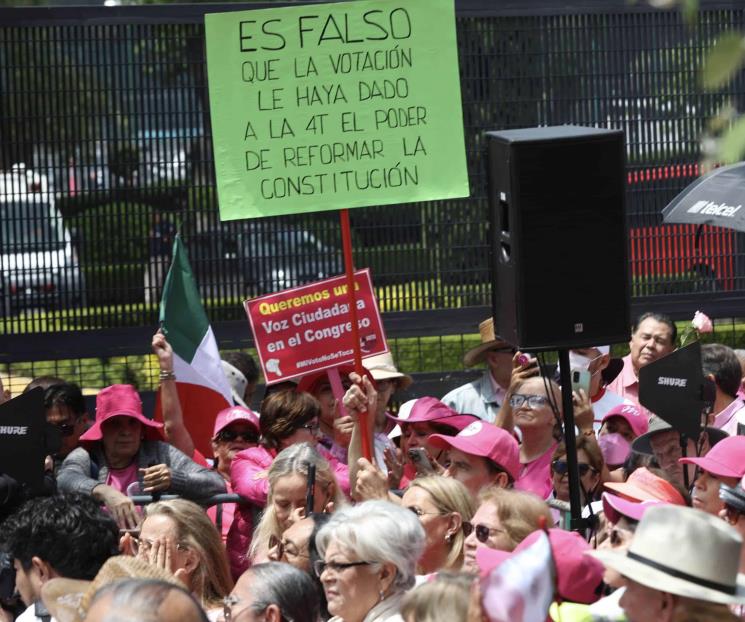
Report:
691,310,713,334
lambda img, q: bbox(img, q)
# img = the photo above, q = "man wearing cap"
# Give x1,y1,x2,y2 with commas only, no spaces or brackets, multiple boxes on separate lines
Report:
679,435,745,516
702,344,745,437
428,420,520,497
590,504,745,622
632,415,727,487
607,312,677,418
442,318,515,424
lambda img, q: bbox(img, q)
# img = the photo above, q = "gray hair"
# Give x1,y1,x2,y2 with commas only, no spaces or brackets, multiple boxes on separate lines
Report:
315,500,425,592
88,579,208,622
242,562,320,622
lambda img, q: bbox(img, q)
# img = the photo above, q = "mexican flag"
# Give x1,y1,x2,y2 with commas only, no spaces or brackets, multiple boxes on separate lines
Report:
157,235,232,457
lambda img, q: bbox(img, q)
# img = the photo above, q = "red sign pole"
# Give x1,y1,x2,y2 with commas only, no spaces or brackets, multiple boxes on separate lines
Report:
339,208,372,462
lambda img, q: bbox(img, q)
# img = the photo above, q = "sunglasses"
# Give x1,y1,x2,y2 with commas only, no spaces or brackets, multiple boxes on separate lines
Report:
56,422,78,437
551,459,596,477
490,346,518,355
462,522,503,543
509,394,550,409
131,536,187,556
216,428,259,443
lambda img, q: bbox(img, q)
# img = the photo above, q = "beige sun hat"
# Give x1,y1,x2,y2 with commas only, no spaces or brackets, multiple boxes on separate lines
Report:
588,504,745,605
463,318,515,367
41,555,182,622
362,352,413,390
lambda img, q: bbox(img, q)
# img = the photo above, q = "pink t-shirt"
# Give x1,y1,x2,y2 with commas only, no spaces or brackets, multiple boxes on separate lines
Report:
106,462,139,494
514,443,556,500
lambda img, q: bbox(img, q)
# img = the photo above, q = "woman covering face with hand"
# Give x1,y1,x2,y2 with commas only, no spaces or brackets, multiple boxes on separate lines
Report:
134,498,233,614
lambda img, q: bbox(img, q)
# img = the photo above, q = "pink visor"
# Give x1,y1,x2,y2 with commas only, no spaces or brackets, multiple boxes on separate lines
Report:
602,492,662,524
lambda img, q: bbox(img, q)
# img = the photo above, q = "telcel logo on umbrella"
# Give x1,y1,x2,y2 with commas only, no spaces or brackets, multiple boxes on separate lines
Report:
686,199,742,217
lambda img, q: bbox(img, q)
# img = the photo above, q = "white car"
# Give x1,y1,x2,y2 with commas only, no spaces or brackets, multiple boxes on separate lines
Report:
0,164,86,314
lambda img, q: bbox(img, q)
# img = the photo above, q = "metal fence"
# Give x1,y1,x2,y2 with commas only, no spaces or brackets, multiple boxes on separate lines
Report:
2,0,745,390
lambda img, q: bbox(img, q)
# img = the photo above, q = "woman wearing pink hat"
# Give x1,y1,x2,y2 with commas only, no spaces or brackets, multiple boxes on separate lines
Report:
57,384,226,530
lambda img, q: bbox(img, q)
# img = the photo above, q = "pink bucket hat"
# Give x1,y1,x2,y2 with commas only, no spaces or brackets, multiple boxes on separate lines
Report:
428,420,520,481
601,403,648,438
386,396,479,431
678,435,745,479
477,529,605,604
604,467,686,506
80,384,163,442
213,405,260,438
602,492,663,524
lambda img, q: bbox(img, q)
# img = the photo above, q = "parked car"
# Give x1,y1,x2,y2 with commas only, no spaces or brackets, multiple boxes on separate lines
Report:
0,164,86,314
188,222,343,298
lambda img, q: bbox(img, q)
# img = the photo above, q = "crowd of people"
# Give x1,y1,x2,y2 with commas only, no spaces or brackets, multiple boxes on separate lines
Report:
2,310,745,622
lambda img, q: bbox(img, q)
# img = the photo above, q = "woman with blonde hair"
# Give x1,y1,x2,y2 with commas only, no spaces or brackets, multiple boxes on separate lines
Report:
134,498,233,612
462,487,552,572
250,442,345,563
401,476,475,574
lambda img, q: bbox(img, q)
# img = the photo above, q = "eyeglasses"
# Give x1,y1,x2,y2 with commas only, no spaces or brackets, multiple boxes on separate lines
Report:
299,420,320,433
509,394,550,409
462,522,503,543
313,559,371,578
216,428,259,443
221,595,294,622
723,503,744,526
131,536,187,556
551,459,596,477
268,534,309,560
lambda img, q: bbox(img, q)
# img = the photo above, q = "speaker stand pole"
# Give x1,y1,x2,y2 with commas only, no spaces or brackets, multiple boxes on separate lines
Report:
557,349,587,533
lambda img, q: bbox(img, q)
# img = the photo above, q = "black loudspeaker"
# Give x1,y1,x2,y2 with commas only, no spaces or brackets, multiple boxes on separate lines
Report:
487,125,630,350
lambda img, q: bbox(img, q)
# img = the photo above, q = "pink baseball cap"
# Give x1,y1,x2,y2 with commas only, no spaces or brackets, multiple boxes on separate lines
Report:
604,467,686,506
80,384,163,442
678,435,745,479
601,492,663,524
477,529,605,604
601,403,648,438
213,405,260,438
428,420,520,481
386,396,479,431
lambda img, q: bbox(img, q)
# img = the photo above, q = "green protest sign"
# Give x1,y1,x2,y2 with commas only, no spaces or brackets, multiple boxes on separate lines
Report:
205,0,469,221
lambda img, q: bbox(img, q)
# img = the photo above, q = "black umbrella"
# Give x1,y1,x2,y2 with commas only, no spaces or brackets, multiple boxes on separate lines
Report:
662,161,745,232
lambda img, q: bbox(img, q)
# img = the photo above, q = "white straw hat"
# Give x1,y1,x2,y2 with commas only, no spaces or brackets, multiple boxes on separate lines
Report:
589,504,745,605
362,352,413,390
